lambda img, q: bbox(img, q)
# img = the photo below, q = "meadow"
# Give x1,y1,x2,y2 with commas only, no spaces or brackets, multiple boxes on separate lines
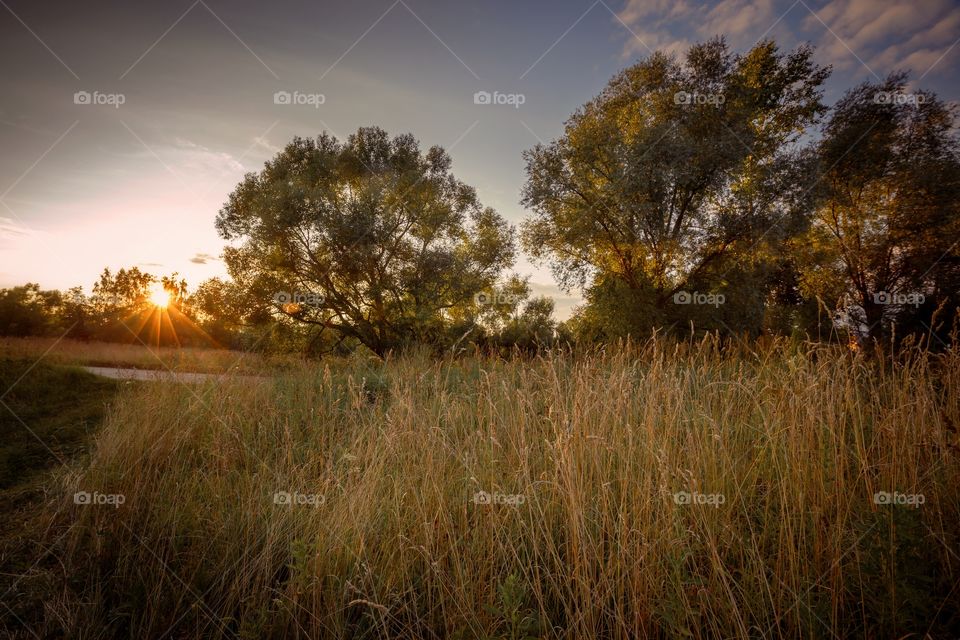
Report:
3,337,959,638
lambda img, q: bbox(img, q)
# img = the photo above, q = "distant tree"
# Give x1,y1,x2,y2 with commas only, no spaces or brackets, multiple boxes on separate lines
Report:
0,270,209,346
521,38,829,339
190,276,313,352
495,296,563,352
59,286,94,339
795,74,960,344
440,275,564,353
159,274,188,308
216,127,515,357
90,267,153,315
87,267,156,341
190,277,252,347
0,284,61,336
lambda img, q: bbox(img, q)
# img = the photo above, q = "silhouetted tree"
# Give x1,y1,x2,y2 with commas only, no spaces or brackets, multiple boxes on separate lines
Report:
795,73,960,344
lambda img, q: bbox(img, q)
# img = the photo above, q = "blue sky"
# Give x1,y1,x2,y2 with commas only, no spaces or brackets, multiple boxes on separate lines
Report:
1,0,958,319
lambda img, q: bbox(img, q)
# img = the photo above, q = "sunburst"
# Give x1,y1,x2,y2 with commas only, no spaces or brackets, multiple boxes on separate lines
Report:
148,283,171,308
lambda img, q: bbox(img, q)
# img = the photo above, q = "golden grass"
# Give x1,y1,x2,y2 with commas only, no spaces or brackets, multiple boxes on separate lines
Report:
42,338,960,638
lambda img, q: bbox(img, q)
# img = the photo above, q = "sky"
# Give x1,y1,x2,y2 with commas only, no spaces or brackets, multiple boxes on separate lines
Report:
1,0,958,320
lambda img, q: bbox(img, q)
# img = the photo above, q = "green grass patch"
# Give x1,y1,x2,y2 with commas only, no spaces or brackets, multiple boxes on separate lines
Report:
0,358,125,636
0,357,121,489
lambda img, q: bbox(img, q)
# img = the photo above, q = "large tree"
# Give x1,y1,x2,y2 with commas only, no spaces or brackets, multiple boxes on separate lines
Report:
795,74,960,343
521,38,829,337
216,127,515,357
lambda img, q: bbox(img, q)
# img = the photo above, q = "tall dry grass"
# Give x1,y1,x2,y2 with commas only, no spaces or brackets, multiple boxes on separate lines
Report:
43,338,960,638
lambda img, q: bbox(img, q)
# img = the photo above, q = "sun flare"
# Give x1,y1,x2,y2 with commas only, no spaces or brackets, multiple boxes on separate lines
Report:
148,284,170,308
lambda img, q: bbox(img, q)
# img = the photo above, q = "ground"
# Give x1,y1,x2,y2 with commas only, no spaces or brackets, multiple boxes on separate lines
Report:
0,338,958,638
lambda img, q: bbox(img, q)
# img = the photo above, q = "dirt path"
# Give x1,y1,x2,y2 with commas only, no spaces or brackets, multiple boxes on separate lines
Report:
82,366,265,383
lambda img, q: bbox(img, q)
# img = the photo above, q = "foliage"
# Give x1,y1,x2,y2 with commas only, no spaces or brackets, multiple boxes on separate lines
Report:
521,38,829,337
0,283,68,337
215,126,516,357
795,73,960,343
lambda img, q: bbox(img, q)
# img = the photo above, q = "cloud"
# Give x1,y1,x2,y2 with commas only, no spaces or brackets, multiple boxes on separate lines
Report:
189,252,218,265
0,216,35,240
800,0,958,77
173,138,245,175
615,0,781,59
614,0,958,81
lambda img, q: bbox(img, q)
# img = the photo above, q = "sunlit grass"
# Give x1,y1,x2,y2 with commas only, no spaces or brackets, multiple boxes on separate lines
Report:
35,338,960,638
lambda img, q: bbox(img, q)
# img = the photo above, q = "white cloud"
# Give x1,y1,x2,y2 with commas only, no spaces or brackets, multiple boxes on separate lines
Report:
0,216,35,240
173,138,245,175
189,252,218,265
615,0,781,59
615,0,958,80
800,0,958,77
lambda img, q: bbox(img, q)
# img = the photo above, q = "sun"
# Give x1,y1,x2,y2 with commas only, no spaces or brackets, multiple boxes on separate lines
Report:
148,284,171,308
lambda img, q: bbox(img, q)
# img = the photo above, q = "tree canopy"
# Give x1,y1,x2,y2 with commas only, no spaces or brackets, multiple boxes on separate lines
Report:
521,38,830,337
795,73,960,342
215,126,515,356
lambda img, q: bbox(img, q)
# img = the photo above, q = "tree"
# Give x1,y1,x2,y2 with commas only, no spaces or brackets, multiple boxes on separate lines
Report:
87,267,156,341
441,276,563,353
494,296,563,353
0,284,61,337
216,127,515,357
521,38,829,338
795,74,960,344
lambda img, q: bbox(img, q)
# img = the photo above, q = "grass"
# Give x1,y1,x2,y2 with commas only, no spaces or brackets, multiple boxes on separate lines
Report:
0,336,294,374
0,358,125,637
5,338,960,638
0,358,121,489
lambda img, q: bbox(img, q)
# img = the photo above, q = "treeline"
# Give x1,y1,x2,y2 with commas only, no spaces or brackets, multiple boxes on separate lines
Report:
0,272,561,355
524,39,960,350
2,38,958,356
0,269,206,347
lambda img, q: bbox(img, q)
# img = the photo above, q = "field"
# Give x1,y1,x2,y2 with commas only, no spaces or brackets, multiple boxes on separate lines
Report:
2,338,959,638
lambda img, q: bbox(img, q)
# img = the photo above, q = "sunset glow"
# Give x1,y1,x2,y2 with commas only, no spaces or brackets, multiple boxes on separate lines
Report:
148,284,170,309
